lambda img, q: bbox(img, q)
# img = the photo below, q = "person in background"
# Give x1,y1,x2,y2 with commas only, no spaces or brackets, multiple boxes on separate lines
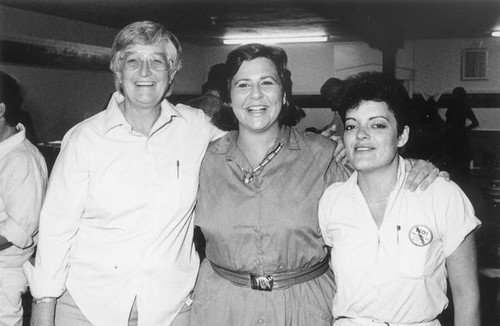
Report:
319,72,480,326
405,94,445,165
186,63,226,118
0,71,47,326
320,77,345,138
444,86,479,184
188,44,443,326
30,21,224,326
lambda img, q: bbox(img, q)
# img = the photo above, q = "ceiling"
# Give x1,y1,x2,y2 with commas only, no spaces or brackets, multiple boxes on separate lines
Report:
1,0,500,49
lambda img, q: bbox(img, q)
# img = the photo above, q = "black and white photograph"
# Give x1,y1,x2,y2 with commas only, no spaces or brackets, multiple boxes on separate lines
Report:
0,1,498,325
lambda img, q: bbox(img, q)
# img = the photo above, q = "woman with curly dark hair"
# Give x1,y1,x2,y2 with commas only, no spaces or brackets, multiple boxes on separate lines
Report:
189,43,348,325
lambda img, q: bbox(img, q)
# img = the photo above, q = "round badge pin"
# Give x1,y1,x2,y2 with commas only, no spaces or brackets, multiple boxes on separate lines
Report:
408,225,433,246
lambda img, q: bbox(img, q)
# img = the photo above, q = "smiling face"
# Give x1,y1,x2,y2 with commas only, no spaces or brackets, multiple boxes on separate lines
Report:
230,57,284,135
116,43,174,110
344,100,409,174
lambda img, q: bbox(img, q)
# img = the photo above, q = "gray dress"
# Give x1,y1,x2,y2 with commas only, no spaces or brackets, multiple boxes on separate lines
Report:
189,126,349,326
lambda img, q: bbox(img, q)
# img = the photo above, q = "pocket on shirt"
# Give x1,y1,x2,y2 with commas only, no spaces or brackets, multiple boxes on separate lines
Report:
166,162,199,206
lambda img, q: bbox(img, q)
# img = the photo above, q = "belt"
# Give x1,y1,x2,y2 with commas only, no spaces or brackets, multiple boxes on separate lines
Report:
210,257,329,291
335,317,439,326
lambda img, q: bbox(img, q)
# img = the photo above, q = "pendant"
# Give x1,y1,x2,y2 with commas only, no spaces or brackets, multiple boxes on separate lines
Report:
243,171,254,184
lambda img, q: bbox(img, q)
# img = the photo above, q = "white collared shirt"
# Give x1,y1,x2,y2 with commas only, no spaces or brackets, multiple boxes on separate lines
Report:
0,124,47,268
319,157,481,325
31,92,224,326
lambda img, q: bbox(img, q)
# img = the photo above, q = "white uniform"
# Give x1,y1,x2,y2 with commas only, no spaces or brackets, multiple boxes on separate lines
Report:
32,92,224,326
0,124,47,326
319,157,480,326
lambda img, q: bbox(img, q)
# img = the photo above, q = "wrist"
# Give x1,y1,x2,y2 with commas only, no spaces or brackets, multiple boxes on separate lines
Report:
32,297,57,305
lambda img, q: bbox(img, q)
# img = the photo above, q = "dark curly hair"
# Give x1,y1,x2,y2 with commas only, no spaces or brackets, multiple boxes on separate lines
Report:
213,43,304,131
337,72,412,136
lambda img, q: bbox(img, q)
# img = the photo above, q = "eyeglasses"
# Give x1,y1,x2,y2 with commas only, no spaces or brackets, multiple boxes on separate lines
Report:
119,52,173,71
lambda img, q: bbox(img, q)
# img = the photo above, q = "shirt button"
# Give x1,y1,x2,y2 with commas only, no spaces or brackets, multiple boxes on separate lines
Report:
257,319,264,324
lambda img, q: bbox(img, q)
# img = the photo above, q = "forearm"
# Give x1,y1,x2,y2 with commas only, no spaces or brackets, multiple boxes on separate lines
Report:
447,234,480,326
452,292,480,326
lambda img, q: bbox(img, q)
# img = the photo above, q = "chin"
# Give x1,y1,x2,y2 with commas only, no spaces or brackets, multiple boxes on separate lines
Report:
351,159,378,172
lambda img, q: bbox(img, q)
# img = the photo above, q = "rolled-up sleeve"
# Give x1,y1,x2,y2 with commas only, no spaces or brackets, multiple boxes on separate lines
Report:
31,128,90,298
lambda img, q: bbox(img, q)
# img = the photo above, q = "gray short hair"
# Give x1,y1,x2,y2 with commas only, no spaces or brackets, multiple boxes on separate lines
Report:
109,21,182,92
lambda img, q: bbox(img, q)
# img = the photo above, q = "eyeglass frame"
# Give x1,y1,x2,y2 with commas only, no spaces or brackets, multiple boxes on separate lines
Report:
118,51,174,71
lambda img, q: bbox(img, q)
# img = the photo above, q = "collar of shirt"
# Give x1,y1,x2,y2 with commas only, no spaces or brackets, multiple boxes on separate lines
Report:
0,123,26,157
102,91,186,135
347,156,409,200
208,125,301,159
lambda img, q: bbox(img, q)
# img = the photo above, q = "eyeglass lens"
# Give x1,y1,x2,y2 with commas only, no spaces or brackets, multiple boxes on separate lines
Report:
121,52,172,71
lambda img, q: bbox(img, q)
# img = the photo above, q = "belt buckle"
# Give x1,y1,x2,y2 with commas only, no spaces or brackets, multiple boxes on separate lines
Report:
250,274,274,291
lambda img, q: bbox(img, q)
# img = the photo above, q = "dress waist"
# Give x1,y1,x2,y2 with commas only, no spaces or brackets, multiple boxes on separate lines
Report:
210,257,329,291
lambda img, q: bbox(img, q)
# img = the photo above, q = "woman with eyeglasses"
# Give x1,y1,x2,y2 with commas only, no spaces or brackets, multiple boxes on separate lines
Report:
29,21,224,326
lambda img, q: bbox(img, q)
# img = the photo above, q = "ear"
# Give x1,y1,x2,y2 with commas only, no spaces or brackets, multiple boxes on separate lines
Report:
115,71,123,86
397,125,410,148
170,69,177,81
0,103,5,118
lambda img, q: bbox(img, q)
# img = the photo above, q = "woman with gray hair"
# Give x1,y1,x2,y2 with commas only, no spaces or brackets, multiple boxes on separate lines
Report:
30,21,223,326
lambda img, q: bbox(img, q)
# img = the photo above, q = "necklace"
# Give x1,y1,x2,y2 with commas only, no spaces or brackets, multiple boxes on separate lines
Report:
237,142,284,184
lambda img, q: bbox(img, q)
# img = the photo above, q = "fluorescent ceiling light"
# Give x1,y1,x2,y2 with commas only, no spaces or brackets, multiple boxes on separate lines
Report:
223,35,328,45
492,31,500,37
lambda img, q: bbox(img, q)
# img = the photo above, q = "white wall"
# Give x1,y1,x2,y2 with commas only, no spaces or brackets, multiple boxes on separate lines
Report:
412,37,500,131
0,5,119,141
412,38,500,95
173,43,208,95
199,43,338,94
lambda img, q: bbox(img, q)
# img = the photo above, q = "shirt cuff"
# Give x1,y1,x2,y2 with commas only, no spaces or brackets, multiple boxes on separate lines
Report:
30,268,67,299
444,218,481,257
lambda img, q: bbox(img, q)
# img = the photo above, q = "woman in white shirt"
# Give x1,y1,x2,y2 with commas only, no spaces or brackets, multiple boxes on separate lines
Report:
30,21,223,326
319,72,481,326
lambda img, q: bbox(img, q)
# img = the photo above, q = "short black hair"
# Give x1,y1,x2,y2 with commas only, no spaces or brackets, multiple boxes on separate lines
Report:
202,63,227,94
0,71,23,127
320,77,344,111
337,72,411,136
213,43,304,131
